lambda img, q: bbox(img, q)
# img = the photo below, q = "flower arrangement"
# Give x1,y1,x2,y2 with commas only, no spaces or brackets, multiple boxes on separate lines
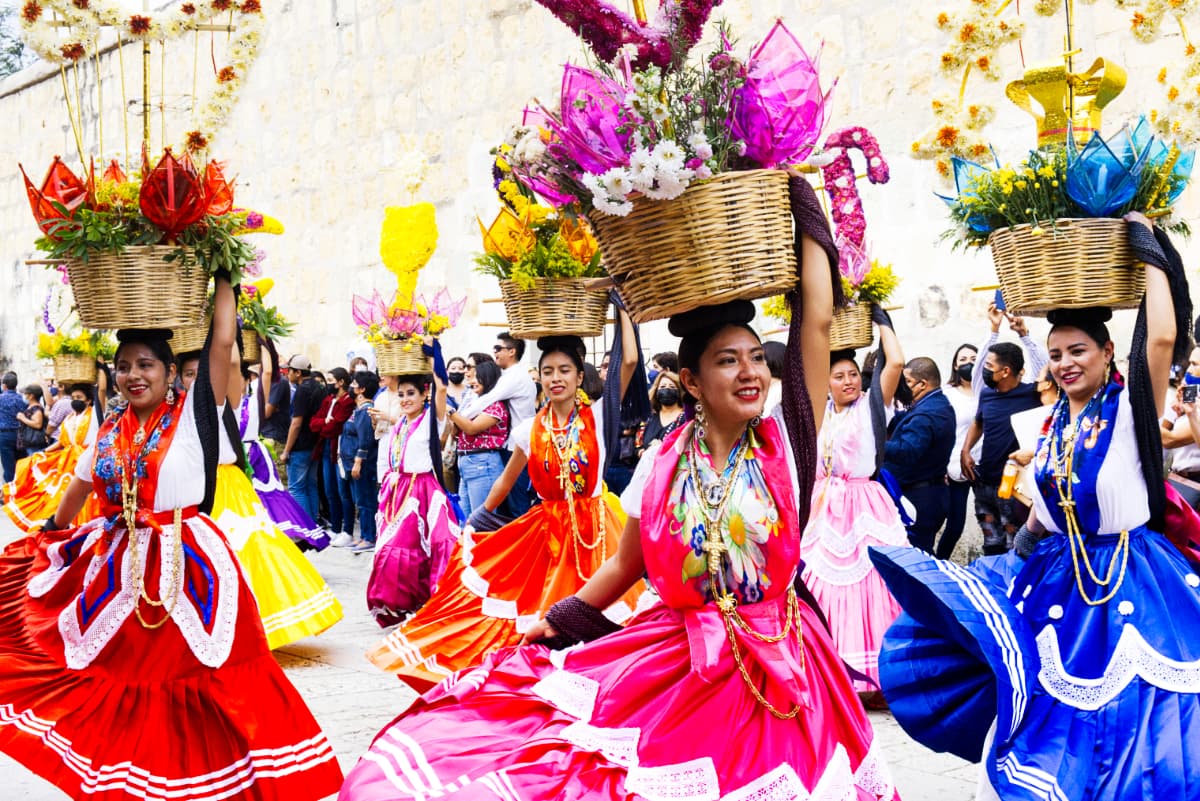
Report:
35,328,116,362
22,150,257,284
943,119,1193,248
501,17,831,216
237,277,293,342
475,161,603,288
18,0,266,157
765,260,900,323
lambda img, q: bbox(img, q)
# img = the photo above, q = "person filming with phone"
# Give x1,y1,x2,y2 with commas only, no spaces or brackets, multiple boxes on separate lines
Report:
1162,345,1200,509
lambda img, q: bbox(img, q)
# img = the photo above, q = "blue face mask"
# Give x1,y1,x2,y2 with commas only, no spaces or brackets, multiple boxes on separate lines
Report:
1185,373,1200,386
647,368,659,385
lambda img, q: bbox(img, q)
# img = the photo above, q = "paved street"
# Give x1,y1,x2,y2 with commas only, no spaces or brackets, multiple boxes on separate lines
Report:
0,514,981,800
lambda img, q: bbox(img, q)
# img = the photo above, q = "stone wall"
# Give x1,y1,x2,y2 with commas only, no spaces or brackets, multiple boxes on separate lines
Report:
1,0,1196,382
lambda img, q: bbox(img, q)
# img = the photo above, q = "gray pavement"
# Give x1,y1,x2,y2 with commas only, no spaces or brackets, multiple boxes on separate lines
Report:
0,514,982,800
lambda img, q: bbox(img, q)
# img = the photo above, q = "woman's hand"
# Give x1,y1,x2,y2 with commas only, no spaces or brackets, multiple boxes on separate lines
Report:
351,460,362,480
519,618,558,646
1124,210,1153,231
1009,448,1034,467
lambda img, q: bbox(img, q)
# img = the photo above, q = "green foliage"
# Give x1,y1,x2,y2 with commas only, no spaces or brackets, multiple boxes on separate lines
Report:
166,216,257,285
238,293,294,341
37,202,162,263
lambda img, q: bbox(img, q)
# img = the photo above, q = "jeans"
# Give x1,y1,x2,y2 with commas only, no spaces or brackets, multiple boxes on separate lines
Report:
975,481,1030,555
348,458,378,543
903,482,950,554
936,479,973,559
604,462,636,496
323,447,354,534
0,430,18,484
287,448,320,521
458,450,505,518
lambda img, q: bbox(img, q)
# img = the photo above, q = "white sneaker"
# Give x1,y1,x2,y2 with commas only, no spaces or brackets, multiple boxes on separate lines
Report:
330,532,354,548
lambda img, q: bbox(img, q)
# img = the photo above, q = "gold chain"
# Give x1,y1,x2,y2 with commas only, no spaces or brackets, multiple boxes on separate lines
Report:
1050,401,1130,606
547,404,605,580
687,425,802,719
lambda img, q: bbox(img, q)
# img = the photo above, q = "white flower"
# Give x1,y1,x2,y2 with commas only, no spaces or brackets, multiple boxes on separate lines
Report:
627,148,657,189
594,196,634,216
687,132,708,150
733,140,748,156
650,104,670,123
694,142,713,160
600,167,634,198
694,164,713,180
582,173,605,197
642,169,693,200
652,140,684,169
806,149,836,167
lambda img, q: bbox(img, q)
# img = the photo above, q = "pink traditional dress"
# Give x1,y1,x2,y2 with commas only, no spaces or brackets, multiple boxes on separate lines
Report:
338,412,896,801
368,407,460,626
0,389,342,800
801,394,907,692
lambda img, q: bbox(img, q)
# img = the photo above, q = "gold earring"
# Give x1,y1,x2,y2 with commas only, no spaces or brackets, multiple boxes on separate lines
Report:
165,386,176,405
695,401,707,438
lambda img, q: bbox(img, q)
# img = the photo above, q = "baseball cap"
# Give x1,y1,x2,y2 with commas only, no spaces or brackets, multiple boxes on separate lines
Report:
287,355,312,371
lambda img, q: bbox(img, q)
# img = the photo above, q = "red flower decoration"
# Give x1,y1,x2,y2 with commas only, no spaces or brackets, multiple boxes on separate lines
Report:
217,66,237,83
128,14,152,34
185,130,209,152
181,2,196,13
102,159,127,184
20,157,89,238
72,0,89,8
240,0,261,12
139,149,209,240
202,161,235,216
60,42,86,61
21,1,42,24
212,0,232,10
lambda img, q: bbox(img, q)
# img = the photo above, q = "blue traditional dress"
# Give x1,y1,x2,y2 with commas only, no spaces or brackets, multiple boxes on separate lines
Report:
871,378,1200,800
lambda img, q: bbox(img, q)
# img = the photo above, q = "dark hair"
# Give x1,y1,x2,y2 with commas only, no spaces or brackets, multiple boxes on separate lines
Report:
176,352,202,373
352,370,380,399
23,384,44,404
763,341,786,379
329,367,350,389
115,329,175,369
536,335,586,372
1046,306,1113,348
66,383,94,402
396,373,431,393
469,352,494,367
671,300,759,374
1,372,16,391
652,351,679,374
830,349,859,371
312,370,326,384
446,356,466,370
474,361,502,395
650,370,681,411
582,363,603,400
349,356,368,369
988,341,1025,374
947,343,978,387
498,332,525,361
905,356,941,387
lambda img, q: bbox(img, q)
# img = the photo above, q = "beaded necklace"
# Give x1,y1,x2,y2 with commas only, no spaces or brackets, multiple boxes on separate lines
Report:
546,402,604,579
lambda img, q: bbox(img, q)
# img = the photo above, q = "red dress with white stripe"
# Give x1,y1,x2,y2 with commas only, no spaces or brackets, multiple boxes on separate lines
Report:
0,390,343,800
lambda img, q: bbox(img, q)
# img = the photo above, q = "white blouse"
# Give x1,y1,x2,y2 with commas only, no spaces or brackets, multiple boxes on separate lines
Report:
1032,392,1150,535
384,410,447,475
241,388,261,441
945,385,982,482
511,399,607,500
75,389,207,512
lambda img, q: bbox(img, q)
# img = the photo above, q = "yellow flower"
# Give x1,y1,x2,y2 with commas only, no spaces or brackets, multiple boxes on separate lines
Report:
1030,226,1045,235
1037,165,1055,179
1015,179,1027,190
381,202,438,305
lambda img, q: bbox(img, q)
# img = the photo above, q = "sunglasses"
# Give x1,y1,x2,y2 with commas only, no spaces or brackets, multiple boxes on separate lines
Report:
493,345,511,353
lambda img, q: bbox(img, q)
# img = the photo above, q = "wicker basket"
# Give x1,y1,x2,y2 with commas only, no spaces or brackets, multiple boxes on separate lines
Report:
66,245,209,330
499,278,609,339
830,304,874,351
240,330,261,364
172,322,209,355
53,353,97,386
587,170,797,323
376,339,430,376
987,218,1144,316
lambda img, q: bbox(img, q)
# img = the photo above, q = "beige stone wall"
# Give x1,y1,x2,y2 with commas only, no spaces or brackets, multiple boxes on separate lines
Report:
1,0,1196,382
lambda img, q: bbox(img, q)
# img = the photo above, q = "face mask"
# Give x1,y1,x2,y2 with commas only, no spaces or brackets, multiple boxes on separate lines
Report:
71,399,87,413
656,387,680,407
955,363,974,382
1185,373,1200,386
981,367,998,389
647,368,660,385
447,372,465,385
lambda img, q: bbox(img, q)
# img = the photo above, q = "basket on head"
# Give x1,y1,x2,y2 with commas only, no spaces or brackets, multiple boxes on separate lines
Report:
830,304,874,351
66,245,210,330
499,278,609,339
53,353,98,386
987,218,1144,317
376,339,431,376
240,329,261,365
172,322,209,355
588,170,798,323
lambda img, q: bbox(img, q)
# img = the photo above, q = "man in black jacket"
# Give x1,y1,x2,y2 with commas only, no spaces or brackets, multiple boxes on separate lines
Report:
883,357,956,552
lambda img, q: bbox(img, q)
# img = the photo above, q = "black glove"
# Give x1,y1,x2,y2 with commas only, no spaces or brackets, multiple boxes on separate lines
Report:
533,595,623,650
870,303,894,329
1127,220,1167,271
466,506,510,532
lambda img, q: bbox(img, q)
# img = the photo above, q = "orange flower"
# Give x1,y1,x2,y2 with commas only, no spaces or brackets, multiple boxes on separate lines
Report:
968,104,981,118
936,12,950,26
970,143,989,158
128,14,151,34
1130,12,1147,30
936,160,951,177
181,3,196,13
240,0,261,12
60,42,86,61
941,52,958,68
72,0,89,7
1168,86,1180,101
936,126,960,148
21,1,41,23
1188,44,1197,56
959,23,977,41
976,55,991,70
213,0,232,10
217,67,237,83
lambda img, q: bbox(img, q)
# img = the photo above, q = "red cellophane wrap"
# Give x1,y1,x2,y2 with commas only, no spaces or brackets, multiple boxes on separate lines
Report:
203,161,235,217
20,157,89,237
138,149,208,240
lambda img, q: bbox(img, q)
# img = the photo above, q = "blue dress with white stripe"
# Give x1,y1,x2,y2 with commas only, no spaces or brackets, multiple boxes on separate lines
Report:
871,383,1200,800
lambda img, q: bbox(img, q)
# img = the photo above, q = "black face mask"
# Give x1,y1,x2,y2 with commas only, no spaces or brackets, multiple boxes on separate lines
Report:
70,399,87,414
956,363,974,382
981,367,998,389
447,372,465,386
656,388,680,407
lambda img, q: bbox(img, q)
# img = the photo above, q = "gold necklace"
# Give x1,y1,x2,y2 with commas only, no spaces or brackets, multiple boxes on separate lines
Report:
546,403,605,580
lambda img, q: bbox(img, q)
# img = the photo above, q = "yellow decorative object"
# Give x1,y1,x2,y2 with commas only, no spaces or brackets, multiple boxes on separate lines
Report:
479,207,537,262
233,211,285,236
243,277,274,300
1005,58,1127,146
380,202,438,307
559,217,599,265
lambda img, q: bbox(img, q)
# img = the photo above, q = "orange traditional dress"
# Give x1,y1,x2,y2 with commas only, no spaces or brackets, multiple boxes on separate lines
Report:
0,389,343,800
3,407,102,531
367,398,645,691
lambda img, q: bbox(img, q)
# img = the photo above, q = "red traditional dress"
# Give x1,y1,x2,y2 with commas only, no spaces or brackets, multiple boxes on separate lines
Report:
3,407,102,532
0,389,343,800
339,412,896,800
367,399,643,691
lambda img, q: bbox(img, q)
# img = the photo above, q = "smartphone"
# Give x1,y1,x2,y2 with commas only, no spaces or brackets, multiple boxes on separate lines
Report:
1184,385,1198,404
993,289,1007,312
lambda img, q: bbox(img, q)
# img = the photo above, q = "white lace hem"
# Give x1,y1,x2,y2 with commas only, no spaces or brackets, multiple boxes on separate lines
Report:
626,757,720,801
801,516,909,587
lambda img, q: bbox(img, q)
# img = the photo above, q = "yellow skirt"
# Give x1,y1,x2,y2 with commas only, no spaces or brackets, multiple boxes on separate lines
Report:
212,464,344,649
3,446,102,533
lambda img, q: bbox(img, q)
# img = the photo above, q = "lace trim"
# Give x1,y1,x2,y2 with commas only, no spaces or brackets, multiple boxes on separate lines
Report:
481,596,519,620
531,669,599,721
625,757,721,801
548,643,584,669
801,517,908,587
1036,622,1200,711
604,600,634,624
28,520,105,598
853,741,895,800
803,513,908,559
559,720,641,768
55,528,137,670
719,763,806,801
461,566,489,597
461,529,476,567
168,519,240,668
